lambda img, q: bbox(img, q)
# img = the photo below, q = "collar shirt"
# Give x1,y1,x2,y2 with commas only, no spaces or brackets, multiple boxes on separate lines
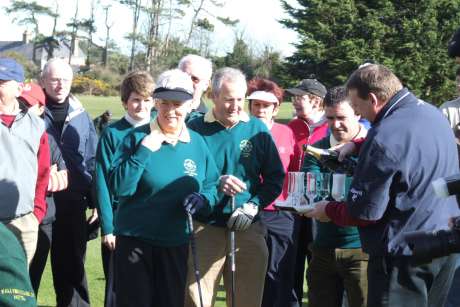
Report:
150,118,190,145
124,114,150,128
204,109,250,128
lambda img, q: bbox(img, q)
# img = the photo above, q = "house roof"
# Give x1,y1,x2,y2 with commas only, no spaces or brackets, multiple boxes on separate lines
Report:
0,38,85,62
0,41,36,58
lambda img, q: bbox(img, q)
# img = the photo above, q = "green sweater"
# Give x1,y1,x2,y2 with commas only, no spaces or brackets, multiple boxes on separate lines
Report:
302,136,361,249
94,117,134,235
110,124,219,246
0,223,36,306
188,116,285,227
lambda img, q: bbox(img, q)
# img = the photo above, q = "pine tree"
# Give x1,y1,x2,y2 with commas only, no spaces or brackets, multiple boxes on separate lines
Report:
280,0,460,103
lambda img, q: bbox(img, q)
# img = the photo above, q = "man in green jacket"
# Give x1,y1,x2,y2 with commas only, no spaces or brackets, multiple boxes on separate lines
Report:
302,86,368,307
185,67,285,307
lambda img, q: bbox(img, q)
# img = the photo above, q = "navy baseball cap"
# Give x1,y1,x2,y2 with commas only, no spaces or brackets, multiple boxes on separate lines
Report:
0,58,24,82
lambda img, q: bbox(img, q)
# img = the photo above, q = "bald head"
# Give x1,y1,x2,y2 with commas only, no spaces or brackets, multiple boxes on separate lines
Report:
41,58,74,103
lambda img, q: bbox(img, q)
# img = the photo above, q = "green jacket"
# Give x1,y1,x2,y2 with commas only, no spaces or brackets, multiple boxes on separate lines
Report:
188,113,285,227
0,224,36,306
302,136,361,249
110,124,219,246
94,117,135,235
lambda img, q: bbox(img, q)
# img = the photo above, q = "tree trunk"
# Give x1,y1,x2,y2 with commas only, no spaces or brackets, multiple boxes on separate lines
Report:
69,0,80,65
185,0,205,46
52,1,59,36
128,0,141,71
103,6,112,67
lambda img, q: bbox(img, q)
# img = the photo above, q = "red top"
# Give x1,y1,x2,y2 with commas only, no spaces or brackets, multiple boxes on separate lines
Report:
325,201,375,227
353,137,366,152
265,122,299,211
288,118,329,170
1,114,50,223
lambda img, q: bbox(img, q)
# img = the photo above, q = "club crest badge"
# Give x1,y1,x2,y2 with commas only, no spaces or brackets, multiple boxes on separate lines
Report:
184,159,197,177
240,140,253,158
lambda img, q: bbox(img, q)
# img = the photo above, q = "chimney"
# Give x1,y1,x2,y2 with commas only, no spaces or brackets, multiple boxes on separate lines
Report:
72,38,79,57
22,30,31,44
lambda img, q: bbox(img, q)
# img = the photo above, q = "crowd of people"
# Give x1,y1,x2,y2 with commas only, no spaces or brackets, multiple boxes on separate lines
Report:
1,38,460,307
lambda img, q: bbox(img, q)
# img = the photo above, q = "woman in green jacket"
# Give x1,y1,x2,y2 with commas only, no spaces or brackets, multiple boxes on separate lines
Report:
110,69,219,307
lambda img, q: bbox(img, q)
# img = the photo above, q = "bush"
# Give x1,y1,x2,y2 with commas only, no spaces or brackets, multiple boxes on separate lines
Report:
72,75,111,96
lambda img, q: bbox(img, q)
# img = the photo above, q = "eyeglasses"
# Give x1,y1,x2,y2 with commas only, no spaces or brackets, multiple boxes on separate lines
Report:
291,95,309,102
48,78,72,85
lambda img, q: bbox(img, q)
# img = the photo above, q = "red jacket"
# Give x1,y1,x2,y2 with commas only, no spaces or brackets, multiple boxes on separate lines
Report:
288,117,329,170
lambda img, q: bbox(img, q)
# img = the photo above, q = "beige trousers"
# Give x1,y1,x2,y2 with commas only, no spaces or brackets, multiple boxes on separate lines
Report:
3,212,39,266
185,221,268,307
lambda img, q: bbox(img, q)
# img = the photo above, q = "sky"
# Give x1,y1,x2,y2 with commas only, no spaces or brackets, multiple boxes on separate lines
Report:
0,0,299,57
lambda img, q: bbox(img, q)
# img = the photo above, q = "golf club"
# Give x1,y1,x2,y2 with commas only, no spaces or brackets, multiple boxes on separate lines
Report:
187,212,204,307
230,196,236,307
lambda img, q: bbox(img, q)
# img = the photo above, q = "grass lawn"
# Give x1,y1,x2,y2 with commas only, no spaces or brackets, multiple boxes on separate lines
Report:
36,95,308,307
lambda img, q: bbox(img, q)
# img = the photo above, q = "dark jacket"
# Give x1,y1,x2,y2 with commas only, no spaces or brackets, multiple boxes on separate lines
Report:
348,88,460,256
44,95,98,195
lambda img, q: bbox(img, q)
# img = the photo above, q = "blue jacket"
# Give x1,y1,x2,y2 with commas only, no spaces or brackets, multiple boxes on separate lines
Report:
44,95,98,195
348,88,460,256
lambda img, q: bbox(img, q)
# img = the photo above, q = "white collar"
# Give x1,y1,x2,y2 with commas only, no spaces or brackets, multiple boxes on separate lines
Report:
124,114,150,127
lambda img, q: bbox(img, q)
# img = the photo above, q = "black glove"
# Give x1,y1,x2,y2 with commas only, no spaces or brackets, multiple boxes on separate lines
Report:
183,192,206,215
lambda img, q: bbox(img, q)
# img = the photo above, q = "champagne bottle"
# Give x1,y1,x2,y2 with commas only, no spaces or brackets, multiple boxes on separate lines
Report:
304,145,357,176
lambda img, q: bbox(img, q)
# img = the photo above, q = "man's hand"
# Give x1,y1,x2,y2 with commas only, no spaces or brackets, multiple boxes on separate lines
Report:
219,175,247,196
330,142,357,162
102,234,116,251
227,202,258,231
141,121,164,152
183,192,207,215
302,201,331,222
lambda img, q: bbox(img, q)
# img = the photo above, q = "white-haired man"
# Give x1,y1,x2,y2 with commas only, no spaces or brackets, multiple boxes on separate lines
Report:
185,67,285,307
41,58,98,307
178,54,212,121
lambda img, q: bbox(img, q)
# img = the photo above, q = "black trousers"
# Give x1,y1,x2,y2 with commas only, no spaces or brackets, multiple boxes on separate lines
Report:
114,236,188,307
51,191,90,307
102,243,116,307
261,210,299,307
367,254,459,307
29,222,52,294
293,216,314,306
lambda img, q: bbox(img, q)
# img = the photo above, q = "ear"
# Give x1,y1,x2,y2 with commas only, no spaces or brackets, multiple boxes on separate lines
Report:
312,96,323,110
185,100,193,113
16,82,24,98
369,93,379,106
154,99,160,110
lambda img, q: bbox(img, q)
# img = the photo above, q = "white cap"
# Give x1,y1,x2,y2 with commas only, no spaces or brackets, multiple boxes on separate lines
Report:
247,91,279,103
153,69,194,102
